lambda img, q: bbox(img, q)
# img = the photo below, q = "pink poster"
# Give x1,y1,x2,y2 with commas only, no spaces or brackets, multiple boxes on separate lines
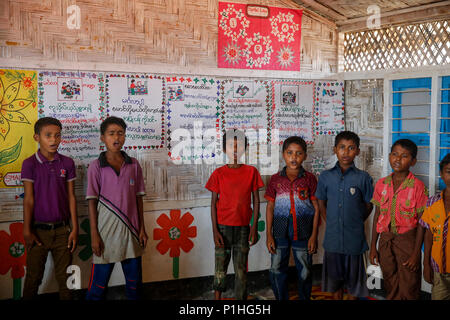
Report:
218,2,302,71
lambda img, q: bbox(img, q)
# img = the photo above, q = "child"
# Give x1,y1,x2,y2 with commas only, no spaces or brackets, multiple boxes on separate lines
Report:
265,136,320,300
205,129,264,300
370,138,428,300
316,131,374,300
21,117,78,300
85,116,148,300
420,153,450,300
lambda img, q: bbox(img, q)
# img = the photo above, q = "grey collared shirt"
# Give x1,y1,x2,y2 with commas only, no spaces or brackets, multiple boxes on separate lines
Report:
316,162,374,255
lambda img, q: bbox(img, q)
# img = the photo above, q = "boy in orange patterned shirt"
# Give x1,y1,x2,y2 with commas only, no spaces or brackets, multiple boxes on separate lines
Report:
420,153,450,300
369,139,428,300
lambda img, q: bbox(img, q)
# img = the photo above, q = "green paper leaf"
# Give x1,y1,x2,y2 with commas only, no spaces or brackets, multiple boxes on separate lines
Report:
0,137,22,167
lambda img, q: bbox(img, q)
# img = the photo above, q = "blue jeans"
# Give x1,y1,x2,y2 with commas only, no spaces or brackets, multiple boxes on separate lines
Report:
86,257,142,300
269,215,312,300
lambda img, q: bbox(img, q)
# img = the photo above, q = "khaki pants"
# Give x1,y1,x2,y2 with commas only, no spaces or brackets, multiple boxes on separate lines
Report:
378,228,421,300
432,272,450,300
22,225,72,300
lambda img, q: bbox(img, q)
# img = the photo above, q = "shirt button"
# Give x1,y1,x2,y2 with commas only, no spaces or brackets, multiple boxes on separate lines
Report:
339,189,343,192
339,204,342,207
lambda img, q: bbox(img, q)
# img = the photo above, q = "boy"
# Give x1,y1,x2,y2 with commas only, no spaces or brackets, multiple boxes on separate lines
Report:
205,129,264,300
85,116,148,300
21,117,78,300
370,139,428,300
265,136,320,300
420,153,450,300
316,131,374,300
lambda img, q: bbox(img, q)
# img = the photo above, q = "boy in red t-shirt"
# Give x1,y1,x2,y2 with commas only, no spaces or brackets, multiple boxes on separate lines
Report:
205,129,264,300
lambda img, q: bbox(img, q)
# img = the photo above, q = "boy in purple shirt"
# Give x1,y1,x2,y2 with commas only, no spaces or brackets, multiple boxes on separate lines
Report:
85,116,148,300
21,117,78,300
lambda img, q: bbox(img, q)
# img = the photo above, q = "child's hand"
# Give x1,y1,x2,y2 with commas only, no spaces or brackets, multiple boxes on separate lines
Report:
248,226,258,246
91,231,104,257
423,262,434,284
308,236,317,254
403,253,420,272
23,230,42,251
67,229,78,253
266,234,276,254
139,229,148,248
369,247,379,266
213,229,224,248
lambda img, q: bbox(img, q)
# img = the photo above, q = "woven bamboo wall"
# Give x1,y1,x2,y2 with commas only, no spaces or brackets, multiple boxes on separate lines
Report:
0,0,338,74
0,0,340,221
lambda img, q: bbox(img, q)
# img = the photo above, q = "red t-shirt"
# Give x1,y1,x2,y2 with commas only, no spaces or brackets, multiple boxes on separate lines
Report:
205,164,264,226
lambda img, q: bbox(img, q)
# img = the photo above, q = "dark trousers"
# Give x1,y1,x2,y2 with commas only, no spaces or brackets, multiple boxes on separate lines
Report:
23,226,72,300
86,256,142,300
378,228,421,300
213,225,250,300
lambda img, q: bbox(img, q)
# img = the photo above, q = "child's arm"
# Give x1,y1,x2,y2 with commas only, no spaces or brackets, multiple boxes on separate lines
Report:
369,206,381,265
249,189,260,246
308,199,320,254
265,200,276,254
210,192,224,247
403,224,425,272
364,202,374,221
67,180,78,253
22,181,42,250
318,199,327,223
88,199,104,257
137,195,148,248
423,228,433,284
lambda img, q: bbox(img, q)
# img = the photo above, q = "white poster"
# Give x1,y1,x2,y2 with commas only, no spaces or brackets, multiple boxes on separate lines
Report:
105,73,165,150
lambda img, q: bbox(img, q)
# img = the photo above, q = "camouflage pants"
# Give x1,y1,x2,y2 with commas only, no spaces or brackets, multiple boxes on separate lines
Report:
213,225,250,300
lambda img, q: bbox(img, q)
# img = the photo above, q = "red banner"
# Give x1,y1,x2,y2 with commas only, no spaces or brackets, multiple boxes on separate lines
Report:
218,2,302,71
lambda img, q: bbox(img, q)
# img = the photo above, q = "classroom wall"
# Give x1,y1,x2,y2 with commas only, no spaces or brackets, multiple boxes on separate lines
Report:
0,0,348,299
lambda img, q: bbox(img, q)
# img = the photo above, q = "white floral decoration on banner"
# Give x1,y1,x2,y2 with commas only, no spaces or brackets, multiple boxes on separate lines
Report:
219,4,250,42
242,33,273,68
277,45,295,68
223,42,241,65
269,12,299,43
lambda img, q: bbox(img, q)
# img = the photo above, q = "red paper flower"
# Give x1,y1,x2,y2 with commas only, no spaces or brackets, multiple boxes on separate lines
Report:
0,222,27,279
22,77,34,90
153,209,197,258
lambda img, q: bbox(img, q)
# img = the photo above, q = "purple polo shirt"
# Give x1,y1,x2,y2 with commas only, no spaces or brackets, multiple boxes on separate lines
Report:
86,152,146,234
21,150,76,223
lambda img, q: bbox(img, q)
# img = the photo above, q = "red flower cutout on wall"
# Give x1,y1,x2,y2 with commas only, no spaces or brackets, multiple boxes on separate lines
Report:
0,222,27,279
153,210,197,279
0,222,27,299
154,209,197,258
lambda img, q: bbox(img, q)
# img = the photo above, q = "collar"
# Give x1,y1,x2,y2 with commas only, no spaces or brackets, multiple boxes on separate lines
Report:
99,151,132,168
35,149,60,163
333,161,356,174
280,166,305,178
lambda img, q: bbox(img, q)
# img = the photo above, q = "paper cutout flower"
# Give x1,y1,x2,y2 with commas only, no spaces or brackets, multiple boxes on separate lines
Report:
270,12,299,43
242,33,273,68
153,210,197,278
0,71,36,140
219,4,250,42
223,42,242,65
0,222,27,299
277,46,295,68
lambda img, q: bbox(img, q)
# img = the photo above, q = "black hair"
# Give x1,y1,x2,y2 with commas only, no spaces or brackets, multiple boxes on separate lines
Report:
391,139,418,159
34,117,62,135
439,153,450,172
335,131,360,148
222,129,248,151
100,116,127,135
282,136,307,153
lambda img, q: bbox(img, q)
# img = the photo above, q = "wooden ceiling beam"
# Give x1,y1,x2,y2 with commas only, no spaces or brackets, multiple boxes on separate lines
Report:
292,0,347,21
337,1,450,33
